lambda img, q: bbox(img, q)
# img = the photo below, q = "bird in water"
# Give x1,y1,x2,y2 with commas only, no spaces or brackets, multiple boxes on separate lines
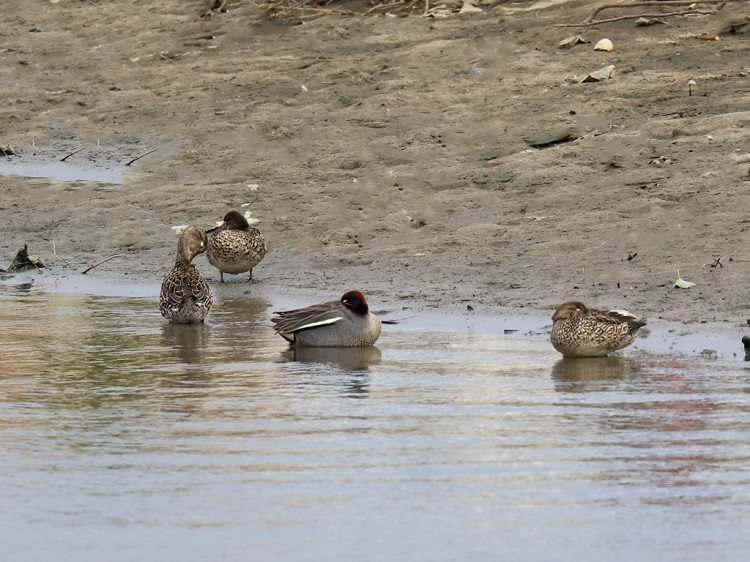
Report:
159,226,213,324
271,290,382,347
550,300,646,357
206,210,267,282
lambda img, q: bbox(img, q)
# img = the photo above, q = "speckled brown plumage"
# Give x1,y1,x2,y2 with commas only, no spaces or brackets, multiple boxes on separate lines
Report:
207,210,267,282
272,290,382,347
160,226,213,324
550,301,645,357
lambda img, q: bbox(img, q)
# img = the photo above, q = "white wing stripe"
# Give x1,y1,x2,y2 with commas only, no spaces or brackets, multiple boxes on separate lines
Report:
294,316,343,331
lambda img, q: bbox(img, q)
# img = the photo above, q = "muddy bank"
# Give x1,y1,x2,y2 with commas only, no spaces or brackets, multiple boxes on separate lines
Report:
2,0,750,329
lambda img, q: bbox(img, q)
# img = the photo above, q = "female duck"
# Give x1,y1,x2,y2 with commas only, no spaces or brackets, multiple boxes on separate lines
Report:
550,301,645,357
207,210,267,282
271,290,381,347
160,226,213,323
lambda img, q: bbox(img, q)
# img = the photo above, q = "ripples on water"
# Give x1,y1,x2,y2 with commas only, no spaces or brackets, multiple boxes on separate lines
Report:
1,281,749,561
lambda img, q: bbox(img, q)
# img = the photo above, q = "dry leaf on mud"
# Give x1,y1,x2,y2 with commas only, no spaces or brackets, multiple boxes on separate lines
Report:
559,36,588,49
581,65,616,83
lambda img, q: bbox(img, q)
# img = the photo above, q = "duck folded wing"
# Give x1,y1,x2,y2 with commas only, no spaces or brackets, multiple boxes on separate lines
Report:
162,267,211,308
604,309,646,330
271,301,343,334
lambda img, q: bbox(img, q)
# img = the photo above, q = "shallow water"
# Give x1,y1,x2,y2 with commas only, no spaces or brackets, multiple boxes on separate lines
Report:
0,155,125,185
1,280,749,561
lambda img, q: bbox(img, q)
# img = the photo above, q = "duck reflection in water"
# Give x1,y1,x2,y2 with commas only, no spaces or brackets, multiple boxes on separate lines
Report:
161,323,210,365
282,345,382,371
279,346,382,397
551,356,642,389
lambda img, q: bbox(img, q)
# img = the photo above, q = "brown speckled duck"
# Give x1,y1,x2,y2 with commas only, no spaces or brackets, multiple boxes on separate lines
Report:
159,226,213,324
271,291,382,347
207,210,267,282
550,301,646,357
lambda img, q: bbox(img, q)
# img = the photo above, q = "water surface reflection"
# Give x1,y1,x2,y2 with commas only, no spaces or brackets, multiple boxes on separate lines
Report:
1,283,749,561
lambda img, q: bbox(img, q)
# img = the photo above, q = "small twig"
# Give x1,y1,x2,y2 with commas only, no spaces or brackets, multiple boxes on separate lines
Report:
556,0,731,27
557,9,720,26
81,253,124,274
363,1,404,16
587,1,728,22
60,145,86,162
159,53,179,64
125,148,155,166
52,240,57,256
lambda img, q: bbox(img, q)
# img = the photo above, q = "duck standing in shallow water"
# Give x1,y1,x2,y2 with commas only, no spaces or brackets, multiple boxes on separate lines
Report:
207,210,267,282
550,301,646,357
271,291,382,347
160,226,213,324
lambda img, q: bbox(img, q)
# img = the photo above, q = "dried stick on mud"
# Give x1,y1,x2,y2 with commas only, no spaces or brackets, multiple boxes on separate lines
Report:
60,146,86,162
125,148,155,166
556,0,732,27
81,253,124,274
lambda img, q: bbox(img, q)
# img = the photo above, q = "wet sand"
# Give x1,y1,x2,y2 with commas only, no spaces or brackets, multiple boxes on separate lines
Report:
2,0,750,340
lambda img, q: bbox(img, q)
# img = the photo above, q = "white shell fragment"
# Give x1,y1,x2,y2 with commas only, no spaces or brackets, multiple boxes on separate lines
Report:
594,38,614,52
674,270,696,289
459,0,483,14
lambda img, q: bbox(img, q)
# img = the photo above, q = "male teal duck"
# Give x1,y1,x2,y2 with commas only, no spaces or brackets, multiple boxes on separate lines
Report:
550,301,646,357
207,210,267,282
159,226,213,324
271,290,382,347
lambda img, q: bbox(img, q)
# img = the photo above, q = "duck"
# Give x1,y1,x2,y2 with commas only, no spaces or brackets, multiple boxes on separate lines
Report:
159,226,213,324
550,300,646,357
271,290,382,347
206,210,267,282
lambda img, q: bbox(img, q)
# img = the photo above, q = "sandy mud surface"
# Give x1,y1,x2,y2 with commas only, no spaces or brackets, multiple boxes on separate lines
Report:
2,0,750,332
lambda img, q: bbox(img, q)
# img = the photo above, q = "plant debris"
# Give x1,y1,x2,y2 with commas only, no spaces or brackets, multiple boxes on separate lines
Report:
558,35,589,49
555,0,735,28
2,245,46,273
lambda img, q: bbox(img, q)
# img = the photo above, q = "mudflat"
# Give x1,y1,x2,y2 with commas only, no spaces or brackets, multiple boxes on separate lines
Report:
2,0,749,326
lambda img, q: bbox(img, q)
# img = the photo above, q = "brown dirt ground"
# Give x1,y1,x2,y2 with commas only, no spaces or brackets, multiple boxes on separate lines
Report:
2,0,750,326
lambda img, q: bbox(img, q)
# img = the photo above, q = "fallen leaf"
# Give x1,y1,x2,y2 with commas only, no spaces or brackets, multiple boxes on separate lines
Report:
559,35,588,49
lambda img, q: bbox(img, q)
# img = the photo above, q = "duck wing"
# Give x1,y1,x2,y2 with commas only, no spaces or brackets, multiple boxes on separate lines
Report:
271,300,343,334
161,266,212,310
588,309,646,331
